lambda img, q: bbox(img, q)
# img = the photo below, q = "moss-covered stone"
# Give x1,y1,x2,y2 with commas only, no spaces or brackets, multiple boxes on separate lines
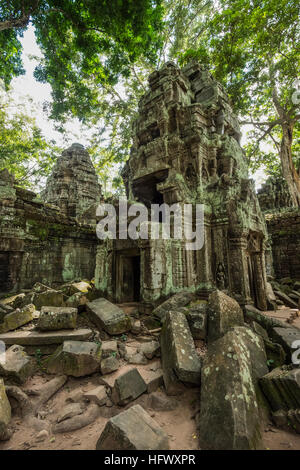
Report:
0,304,35,333
36,306,77,331
199,327,265,450
46,340,102,377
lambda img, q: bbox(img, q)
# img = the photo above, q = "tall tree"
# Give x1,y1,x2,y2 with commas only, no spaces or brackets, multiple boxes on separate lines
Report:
180,0,300,205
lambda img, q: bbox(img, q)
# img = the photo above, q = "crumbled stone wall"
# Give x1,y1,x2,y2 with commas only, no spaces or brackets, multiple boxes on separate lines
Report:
265,210,300,280
0,165,98,294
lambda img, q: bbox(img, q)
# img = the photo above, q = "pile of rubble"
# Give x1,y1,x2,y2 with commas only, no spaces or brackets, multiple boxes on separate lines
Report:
0,282,300,449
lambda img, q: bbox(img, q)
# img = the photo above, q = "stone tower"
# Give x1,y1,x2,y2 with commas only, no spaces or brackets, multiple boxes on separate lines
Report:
95,62,268,310
42,143,102,219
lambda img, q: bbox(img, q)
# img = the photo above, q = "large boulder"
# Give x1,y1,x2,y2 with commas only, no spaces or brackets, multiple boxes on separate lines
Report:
153,292,195,323
0,378,11,440
36,306,77,331
0,344,34,384
207,290,244,343
46,340,101,377
111,368,147,405
86,298,131,335
199,326,266,450
96,404,169,450
0,304,35,333
160,310,201,395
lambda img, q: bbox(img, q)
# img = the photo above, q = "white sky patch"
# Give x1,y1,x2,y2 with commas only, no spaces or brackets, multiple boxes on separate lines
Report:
7,26,268,190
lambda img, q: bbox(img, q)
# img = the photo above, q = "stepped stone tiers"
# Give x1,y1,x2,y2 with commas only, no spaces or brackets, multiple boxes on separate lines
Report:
42,143,102,219
95,62,268,310
0,145,100,294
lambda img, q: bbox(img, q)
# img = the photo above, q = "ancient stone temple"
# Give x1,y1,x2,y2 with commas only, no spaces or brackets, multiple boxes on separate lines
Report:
95,62,268,310
258,176,300,280
42,143,102,219
0,144,101,293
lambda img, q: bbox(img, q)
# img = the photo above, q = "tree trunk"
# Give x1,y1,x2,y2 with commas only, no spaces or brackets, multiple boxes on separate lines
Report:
280,122,300,207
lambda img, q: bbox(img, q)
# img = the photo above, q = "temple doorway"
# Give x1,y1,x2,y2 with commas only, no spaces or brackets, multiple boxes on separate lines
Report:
115,250,141,303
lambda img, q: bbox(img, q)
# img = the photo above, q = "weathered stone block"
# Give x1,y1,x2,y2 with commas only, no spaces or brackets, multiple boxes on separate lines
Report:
199,327,264,450
101,340,119,359
101,356,119,375
96,404,169,450
111,368,147,405
153,292,195,323
207,290,244,343
32,290,64,309
0,304,35,333
139,340,160,359
0,378,11,441
0,344,34,384
0,328,92,346
86,298,131,335
37,306,77,331
271,327,300,360
160,310,201,395
84,386,107,406
46,340,101,377
260,367,300,412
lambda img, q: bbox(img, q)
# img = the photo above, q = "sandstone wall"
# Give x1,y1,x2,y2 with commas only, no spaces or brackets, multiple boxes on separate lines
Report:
265,210,300,280
0,170,98,294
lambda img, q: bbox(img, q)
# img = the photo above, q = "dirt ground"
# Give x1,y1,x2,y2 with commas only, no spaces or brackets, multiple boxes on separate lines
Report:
0,304,299,451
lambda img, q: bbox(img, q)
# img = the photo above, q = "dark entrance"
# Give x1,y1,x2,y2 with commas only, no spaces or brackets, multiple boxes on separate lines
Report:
0,252,10,292
116,250,141,303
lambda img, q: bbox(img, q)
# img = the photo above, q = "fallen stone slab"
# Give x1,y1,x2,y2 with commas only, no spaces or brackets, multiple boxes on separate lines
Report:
101,356,119,375
111,368,147,405
0,304,35,333
274,290,298,309
86,298,131,335
84,385,107,406
139,340,160,359
36,306,77,331
0,378,11,441
31,289,65,310
128,352,148,365
96,404,169,450
0,328,92,346
260,367,300,412
271,327,300,360
46,340,102,377
153,292,195,323
160,310,201,395
0,344,34,384
101,340,119,359
207,290,244,343
199,327,265,450
139,368,164,394
1,293,31,310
